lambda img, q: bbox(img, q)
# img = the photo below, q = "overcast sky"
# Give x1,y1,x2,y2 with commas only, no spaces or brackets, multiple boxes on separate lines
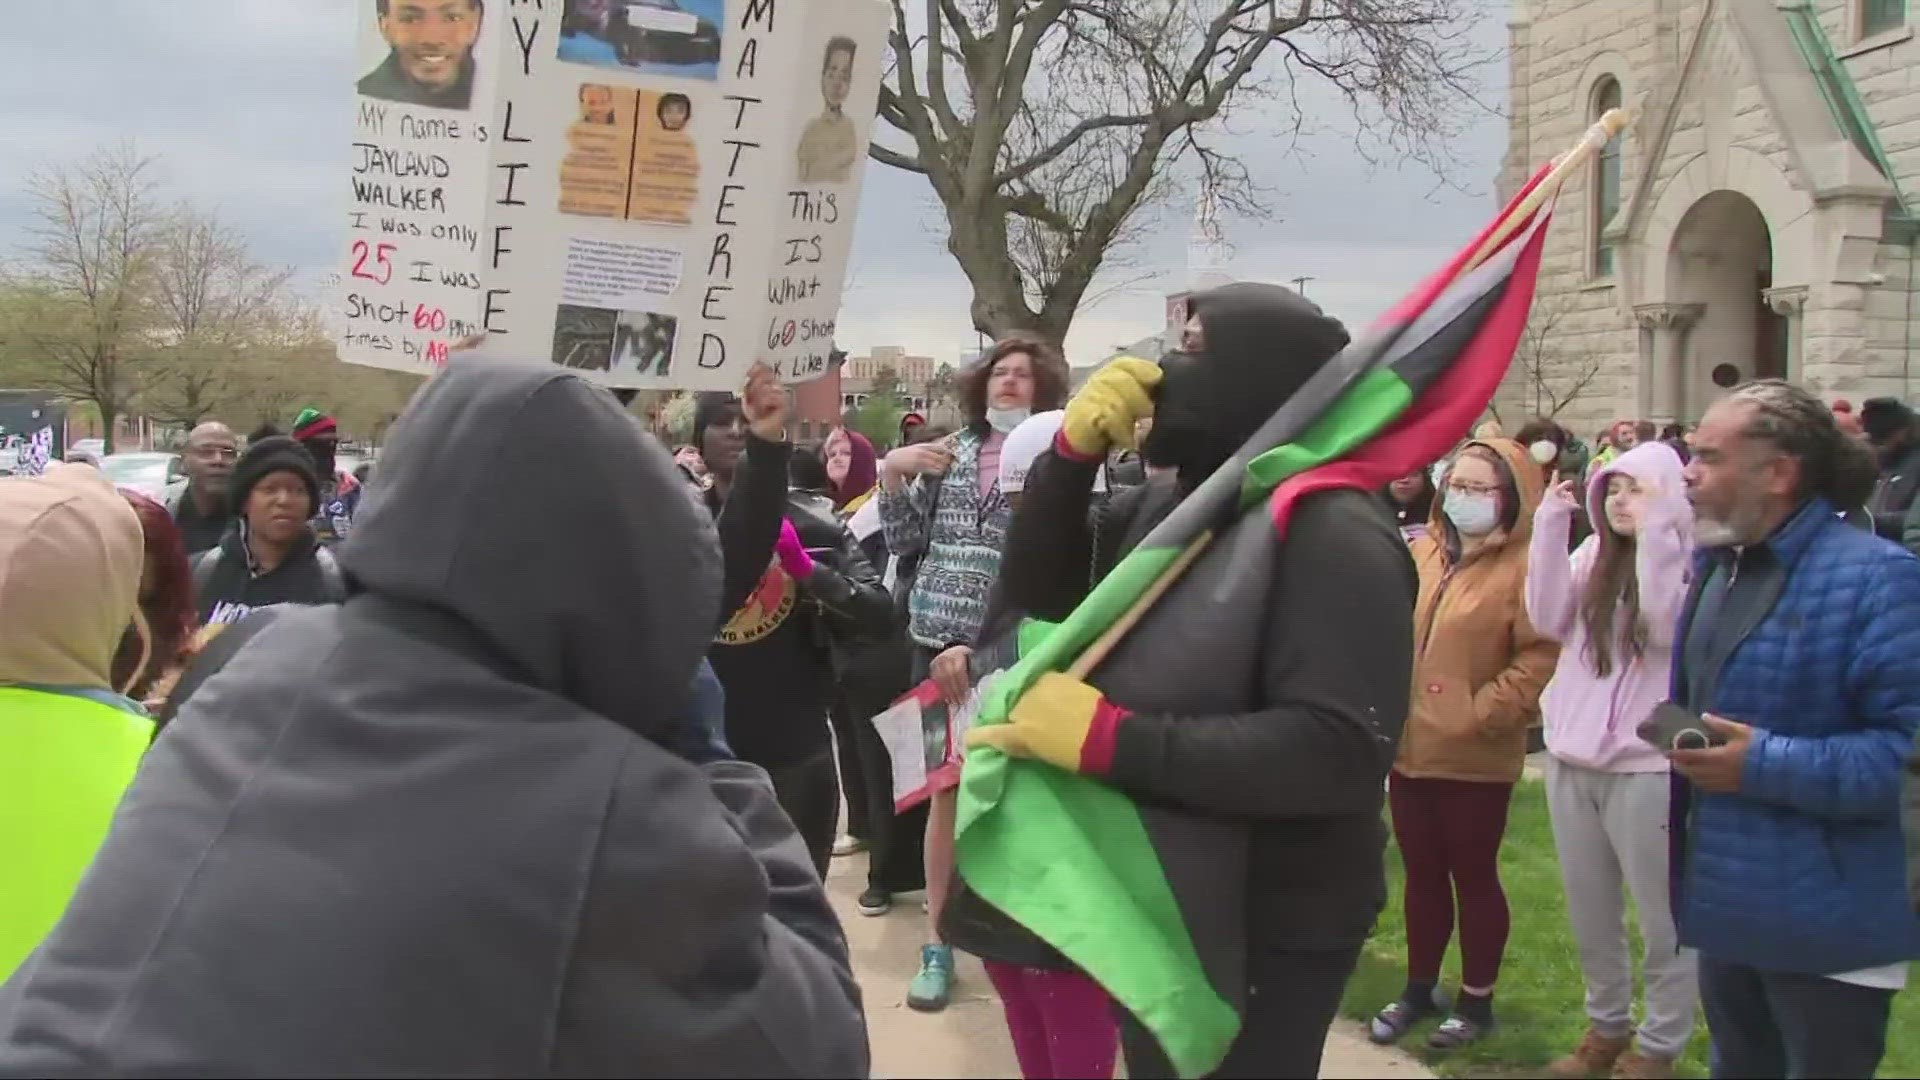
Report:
0,1,1509,368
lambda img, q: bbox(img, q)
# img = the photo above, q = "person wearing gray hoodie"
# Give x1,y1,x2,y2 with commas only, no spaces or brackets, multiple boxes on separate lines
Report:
0,359,868,1078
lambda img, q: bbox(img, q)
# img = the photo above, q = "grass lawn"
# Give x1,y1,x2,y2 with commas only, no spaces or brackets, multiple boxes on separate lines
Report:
1338,778,1920,1078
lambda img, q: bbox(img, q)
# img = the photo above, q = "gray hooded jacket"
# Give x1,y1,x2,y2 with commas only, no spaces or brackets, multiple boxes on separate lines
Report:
0,360,867,1077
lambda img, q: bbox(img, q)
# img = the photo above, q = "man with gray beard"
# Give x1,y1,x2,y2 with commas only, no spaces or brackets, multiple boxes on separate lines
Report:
1671,380,1920,1078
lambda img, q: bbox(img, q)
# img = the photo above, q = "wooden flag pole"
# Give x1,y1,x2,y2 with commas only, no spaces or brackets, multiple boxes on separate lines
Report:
1065,531,1213,680
1058,111,1630,685
1462,108,1631,275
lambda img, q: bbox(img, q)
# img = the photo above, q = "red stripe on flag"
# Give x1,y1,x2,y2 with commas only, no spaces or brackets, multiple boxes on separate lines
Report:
1270,201,1553,538
1375,163,1554,328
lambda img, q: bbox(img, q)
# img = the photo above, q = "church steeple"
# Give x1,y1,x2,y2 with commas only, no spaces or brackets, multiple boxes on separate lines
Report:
1185,182,1232,291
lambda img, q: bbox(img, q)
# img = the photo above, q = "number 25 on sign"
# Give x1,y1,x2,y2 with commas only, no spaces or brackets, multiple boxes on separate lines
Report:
350,240,396,285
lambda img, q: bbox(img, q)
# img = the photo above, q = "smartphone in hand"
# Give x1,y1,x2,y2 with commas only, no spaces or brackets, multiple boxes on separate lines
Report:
1637,701,1726,751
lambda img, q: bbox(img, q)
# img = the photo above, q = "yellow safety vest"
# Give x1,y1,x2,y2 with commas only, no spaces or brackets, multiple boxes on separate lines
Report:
0,686,152,979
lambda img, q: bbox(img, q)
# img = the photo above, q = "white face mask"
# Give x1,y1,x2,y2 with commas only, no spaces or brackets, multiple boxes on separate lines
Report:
986,406,1031,433
1443,490,1500,537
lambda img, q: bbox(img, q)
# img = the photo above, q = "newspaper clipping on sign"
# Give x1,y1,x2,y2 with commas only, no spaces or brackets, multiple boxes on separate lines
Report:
340,0,888,390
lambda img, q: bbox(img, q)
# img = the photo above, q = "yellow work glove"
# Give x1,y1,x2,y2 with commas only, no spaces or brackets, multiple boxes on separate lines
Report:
1057,357,1161,461
965,672,1129,775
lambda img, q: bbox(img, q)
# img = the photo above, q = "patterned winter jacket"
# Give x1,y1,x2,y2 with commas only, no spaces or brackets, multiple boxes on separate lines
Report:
1671,496,1920,974
878,428,1011,649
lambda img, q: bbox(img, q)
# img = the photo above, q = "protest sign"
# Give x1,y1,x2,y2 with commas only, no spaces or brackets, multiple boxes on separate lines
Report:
868,635,1019,812
341,0,888,389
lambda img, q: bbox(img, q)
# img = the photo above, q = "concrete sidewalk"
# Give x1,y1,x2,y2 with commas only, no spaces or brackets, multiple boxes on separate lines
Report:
828,853,1432,1079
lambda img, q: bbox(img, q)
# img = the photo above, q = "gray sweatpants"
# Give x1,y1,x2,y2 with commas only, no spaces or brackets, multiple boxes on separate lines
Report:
1545,758,1698,1059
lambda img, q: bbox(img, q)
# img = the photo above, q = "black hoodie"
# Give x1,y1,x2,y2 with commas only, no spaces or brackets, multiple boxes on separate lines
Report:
193,525,340,626
1143,282,1351,484
0,359,867,1076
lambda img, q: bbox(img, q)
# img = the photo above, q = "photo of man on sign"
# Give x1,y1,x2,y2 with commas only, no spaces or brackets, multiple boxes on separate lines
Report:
795,36,858,183
357,0,483,110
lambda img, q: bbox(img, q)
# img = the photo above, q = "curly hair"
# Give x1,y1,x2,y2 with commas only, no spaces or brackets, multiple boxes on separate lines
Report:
952,333,1070,427
111,489,198,700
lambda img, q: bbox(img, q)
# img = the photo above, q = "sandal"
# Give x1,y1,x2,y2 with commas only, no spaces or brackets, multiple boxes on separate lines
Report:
1427,1013,1495,1050
1368,997,1436,1045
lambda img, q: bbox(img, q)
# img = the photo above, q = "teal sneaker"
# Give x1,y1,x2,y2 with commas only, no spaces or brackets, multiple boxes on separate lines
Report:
905,944,954,1012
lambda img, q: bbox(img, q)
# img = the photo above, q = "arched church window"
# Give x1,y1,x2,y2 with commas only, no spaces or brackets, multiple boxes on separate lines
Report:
1590,77,1623,278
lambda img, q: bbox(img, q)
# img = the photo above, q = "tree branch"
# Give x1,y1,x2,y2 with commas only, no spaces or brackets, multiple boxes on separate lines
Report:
870,0,1485,342
867,142,927,173
994,112,1153,186
924,0,966,144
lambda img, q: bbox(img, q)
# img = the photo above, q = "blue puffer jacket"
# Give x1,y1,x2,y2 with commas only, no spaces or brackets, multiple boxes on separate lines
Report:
1671,497,1920,974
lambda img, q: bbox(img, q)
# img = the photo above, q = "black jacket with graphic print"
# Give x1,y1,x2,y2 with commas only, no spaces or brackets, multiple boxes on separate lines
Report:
701,440,893,769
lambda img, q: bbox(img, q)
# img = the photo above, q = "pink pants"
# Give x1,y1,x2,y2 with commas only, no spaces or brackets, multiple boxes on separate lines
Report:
982,960,1119,1080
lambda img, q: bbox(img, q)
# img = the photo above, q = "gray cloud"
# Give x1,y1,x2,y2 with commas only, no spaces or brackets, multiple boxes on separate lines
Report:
0,0,1510,369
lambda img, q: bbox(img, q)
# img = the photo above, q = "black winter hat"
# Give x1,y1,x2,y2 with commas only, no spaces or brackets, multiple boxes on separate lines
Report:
690,392,741,455
1859,397,1915,445
229,435,321,518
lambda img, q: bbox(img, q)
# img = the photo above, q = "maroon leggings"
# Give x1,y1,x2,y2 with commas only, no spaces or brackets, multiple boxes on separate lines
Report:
1387,771,1515,990
983,961,1118,1080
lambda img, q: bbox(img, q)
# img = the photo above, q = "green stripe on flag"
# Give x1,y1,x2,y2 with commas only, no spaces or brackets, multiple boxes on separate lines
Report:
1241,367,1414,505
959,544,1238,1077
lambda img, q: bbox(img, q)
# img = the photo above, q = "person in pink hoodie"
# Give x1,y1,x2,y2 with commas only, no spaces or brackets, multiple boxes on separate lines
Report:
1526,441,1697,1080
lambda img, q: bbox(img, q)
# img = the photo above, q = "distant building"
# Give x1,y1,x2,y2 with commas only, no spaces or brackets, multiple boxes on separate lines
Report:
846,345,936,386
1079,331,1170,391
791,358,845,444
840,345,949,424
772,349,847,444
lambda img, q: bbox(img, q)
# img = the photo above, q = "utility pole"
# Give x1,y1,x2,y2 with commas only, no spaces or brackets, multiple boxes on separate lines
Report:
1290,275,1314,298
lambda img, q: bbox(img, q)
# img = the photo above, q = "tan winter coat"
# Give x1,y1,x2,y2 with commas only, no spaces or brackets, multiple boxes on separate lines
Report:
1398,439,1558,784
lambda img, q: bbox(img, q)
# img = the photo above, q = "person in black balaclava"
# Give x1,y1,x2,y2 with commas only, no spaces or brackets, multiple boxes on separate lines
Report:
948,282,1419,1079
1139,283,1354,486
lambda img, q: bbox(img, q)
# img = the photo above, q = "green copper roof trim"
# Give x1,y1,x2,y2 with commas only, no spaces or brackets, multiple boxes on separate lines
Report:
1777,0,1914,236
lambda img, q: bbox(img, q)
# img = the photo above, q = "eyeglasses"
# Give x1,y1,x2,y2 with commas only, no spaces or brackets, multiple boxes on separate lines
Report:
1445,480,1501,496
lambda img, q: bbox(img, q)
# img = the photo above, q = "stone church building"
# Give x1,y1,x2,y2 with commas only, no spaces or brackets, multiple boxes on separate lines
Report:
1497,0,1919,433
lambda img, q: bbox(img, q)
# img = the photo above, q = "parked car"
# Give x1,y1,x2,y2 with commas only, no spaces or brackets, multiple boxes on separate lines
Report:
100,452,183,501
622,0,722,65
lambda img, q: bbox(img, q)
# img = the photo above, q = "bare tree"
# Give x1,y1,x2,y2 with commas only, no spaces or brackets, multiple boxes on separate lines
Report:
871,0,1486,344
143,208,296,428
6,144,163,453
1502,293,1606,421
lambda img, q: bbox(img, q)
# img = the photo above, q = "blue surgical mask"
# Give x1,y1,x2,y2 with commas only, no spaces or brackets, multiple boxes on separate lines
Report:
986,406,1031,433
1442,489,1500,536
